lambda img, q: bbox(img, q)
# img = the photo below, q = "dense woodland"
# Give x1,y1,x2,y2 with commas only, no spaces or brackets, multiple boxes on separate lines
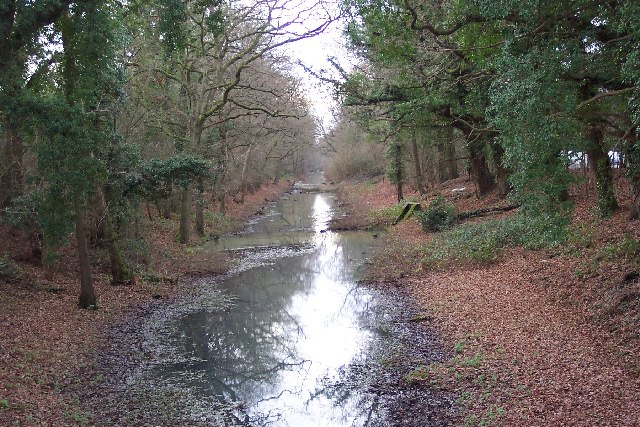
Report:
1,1,639,308
324,0,639,215
0,0,327,307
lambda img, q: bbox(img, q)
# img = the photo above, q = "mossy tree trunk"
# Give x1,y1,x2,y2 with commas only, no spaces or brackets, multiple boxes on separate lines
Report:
468,138,495,196
179,122,203,243
387,141,404,202
625,134,640,219
179,185,192,244
491,142,510,197
587,127,617,217
445,139,459,181
61,7,98,309
195,180,205,237
75,197,96,308
240,145,252,203
100,190,134,285
630,191,640,220
410,134,425,195
446,108,494,196
0,124,24,208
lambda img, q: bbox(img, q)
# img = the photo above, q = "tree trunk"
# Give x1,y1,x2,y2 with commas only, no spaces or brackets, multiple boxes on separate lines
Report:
240,146,252,203
217,125,229,213
75,197,97,309
100,190,134,285
468,139,495,196
218,192,226,214
184,119,204,239
273,159,282,184
396,178,404,202
436,143,446,183
411,134,425,195
162,198,172,219
628,135,640,219
587,127,617,217
394,142,404,201
491,142,510,197
630,191,640,220
62,10,97,308
179,186,192,244
0,124,24,208
445,139,459,181
195,181,205,237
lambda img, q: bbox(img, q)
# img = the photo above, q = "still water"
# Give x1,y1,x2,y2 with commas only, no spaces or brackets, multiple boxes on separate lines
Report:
153,189,384,425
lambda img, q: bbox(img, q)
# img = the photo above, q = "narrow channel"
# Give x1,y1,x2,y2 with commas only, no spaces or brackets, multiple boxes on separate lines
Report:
158,185,381,426
92,176,454,426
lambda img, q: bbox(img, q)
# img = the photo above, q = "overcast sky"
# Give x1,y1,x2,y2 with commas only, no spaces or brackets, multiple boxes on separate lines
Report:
275,0,354,135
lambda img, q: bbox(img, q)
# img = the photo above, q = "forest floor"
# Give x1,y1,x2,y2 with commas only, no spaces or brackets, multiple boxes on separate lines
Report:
330,173,640,426
0,180,291,426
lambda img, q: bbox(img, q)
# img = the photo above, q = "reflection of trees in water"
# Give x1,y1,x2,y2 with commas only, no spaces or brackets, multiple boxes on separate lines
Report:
303,293,456,427
150,200,390,425
304,362,383,426
250,194,317,234
161,252,320,407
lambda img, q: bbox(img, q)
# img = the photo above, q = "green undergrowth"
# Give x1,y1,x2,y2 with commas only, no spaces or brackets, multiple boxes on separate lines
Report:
404,341,506,427
421,212,569,268
563,221,640,279
415,196,456,232
203,210,232,239
0,256,18,278
367,198,418,229
574,233,640,279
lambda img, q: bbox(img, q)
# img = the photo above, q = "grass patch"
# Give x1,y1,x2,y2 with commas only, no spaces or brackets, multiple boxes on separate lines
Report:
421,212,569,268
367,202,406,229
454,339,466,354
575,233,640,278
403,343,508,426
463,405,505,427
403,365,432,384
601,234,640,264
65,410,91,426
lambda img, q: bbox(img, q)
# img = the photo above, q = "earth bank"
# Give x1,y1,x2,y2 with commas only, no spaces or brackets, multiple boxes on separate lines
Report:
332,175,640,426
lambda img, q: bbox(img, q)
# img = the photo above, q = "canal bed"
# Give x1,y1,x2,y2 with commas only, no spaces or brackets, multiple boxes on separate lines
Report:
84,184,455,426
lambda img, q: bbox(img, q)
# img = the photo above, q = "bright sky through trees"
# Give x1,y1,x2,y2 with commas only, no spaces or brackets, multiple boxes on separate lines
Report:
271,0,352,135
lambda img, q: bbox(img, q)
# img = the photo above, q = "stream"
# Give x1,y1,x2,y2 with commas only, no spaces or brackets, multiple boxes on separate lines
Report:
86,176,455,426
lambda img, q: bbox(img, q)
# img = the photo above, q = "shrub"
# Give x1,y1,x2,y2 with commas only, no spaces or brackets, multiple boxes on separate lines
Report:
415,196,456,232
205,211,232,238
326,141,386,180
0,256,17,278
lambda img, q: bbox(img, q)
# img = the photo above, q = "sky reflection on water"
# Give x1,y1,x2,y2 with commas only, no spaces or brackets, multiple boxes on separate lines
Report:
157,191,381,426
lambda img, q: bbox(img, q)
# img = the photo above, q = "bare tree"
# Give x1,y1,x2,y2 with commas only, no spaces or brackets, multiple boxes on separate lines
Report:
136,0,335,243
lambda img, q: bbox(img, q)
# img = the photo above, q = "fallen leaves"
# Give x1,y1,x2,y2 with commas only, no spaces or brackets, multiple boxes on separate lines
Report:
339,172,640,426
0,180,292,426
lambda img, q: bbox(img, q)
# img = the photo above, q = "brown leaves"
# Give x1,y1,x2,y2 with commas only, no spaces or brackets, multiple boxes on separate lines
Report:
337,172,640,425
0,180,292,426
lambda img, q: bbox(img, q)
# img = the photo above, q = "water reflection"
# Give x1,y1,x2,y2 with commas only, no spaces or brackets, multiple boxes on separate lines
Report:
156,192,382,425
208,193,323,250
